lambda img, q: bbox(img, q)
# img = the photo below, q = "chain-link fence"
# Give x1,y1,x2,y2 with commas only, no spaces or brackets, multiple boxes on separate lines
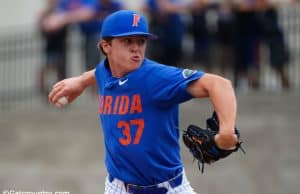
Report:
0,5,299,113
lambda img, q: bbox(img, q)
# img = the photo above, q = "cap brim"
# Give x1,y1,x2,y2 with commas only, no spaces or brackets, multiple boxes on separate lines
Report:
104,32,157,39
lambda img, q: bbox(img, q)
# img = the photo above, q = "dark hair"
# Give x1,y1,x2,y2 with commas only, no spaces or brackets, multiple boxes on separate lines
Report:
97,37,113,56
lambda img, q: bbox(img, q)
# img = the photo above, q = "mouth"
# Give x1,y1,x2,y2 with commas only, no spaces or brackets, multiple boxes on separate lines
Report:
131,55,141,62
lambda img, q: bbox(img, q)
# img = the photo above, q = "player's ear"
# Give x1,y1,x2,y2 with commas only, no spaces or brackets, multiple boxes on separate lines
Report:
97,41,101,51
99,39,111,56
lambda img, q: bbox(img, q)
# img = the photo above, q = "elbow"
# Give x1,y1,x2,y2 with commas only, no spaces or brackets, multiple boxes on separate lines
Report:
209,75,234,92
221,77,233,89
190,74,235,98
219,77,234,94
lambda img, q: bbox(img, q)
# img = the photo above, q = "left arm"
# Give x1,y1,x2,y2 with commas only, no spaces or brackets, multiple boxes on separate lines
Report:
48,69,96,107
187,73,238,149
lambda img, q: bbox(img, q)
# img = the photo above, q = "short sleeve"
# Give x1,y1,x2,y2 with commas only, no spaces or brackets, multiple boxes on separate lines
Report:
146,65,205,106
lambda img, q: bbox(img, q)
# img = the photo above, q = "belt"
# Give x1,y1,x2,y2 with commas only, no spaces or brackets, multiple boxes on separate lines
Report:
108,173,183,194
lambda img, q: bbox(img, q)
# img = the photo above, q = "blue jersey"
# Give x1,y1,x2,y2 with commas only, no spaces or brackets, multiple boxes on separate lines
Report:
95,58,204,185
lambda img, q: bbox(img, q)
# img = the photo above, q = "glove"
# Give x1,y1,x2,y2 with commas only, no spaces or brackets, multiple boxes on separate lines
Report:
182,111,245,173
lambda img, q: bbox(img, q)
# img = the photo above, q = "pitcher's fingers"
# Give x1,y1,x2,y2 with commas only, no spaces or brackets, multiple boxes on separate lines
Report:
48,84,62,102
53,80,65,89
52,89,67,103
48,84,64,103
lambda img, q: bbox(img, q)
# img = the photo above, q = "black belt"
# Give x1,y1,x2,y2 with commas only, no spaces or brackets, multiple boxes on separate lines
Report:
108,173,183,194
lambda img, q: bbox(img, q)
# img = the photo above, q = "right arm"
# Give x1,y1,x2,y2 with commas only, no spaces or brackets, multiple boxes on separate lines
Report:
48,69,96,107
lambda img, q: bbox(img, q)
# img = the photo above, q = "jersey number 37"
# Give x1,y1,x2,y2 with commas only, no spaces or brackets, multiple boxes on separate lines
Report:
118,119,144,145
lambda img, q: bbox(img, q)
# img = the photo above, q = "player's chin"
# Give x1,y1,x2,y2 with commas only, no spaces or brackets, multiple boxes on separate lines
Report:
129,58,142,66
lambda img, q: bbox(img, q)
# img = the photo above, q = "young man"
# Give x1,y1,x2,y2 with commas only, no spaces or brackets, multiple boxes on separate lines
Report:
49,10,238,194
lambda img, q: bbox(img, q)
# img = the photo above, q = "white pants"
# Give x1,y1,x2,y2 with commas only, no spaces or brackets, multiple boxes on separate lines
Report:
104,171,197,194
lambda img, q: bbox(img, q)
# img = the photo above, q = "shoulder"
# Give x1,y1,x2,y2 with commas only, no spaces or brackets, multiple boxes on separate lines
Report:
144,59,202,77
142,58,177,72
95,60,107,75
130,59,173,82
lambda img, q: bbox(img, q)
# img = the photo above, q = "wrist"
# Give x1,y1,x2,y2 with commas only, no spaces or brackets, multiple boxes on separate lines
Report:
78,73,89,90
214,133,238,150
79,70,96,89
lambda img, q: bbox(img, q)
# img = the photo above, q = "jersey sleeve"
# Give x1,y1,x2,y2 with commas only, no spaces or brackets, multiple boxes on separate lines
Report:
146,65,205,106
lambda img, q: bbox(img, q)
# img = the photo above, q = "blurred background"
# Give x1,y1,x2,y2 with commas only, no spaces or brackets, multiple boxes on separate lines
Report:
0,0,299,194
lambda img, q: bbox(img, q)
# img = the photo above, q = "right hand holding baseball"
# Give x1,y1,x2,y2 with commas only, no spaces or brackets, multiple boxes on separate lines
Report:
48,76,86,108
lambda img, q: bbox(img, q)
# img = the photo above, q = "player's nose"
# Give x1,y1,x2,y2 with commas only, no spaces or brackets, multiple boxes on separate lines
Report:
131,38,144,51
130,42,139,52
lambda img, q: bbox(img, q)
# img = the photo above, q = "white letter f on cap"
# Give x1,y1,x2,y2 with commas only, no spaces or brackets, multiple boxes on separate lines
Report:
132,14,140,27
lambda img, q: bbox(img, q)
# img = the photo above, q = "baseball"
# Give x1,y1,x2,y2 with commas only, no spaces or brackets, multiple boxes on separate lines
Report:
58,96,68,106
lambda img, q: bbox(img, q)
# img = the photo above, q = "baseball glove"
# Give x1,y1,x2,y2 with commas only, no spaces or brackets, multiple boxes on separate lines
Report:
182,111,245,173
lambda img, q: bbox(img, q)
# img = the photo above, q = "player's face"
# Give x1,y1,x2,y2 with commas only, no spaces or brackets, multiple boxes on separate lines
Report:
105,36,147,76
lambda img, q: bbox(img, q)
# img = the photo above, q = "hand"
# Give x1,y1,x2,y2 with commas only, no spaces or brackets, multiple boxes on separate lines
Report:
41,13,68,33
214,133,238,150
48,76,86,108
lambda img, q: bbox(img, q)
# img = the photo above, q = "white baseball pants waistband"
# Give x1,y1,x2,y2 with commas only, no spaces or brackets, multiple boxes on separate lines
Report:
104,170,197,194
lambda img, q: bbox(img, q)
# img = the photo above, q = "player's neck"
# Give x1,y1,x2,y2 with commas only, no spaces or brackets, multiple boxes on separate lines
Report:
108,59,142,78
111,68,127,78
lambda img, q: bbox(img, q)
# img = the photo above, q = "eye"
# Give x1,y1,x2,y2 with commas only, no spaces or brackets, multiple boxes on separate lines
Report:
137,38,146,45
123,38,132,44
